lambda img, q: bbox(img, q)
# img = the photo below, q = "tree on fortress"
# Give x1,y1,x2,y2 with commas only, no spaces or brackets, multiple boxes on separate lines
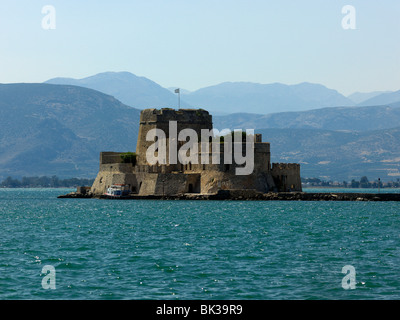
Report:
120,152,137,165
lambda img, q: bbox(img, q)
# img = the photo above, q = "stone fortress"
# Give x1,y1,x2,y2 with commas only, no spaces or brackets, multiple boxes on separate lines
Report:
90,108,302,197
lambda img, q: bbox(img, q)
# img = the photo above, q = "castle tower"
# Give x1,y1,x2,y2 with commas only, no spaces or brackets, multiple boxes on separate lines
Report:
135,108,213,166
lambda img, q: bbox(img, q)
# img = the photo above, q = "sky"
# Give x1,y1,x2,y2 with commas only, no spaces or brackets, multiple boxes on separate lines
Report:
0,0,399,96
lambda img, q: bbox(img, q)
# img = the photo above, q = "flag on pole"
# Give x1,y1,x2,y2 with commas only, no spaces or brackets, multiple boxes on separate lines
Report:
175,88,180,108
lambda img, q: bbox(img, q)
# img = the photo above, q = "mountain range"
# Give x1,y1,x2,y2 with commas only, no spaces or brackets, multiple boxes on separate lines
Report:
347,91,392,104
45,71,192,109
1,71,400,182
180,81,355,114
357,90,400,107
0,83,140,179
46,72,400,115
48,73,357,114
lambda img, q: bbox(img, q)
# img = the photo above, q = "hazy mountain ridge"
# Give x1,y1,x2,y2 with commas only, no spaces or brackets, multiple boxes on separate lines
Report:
45,71,400,115
45,71,191,109
181,81,355,114
357,90,400,107
46,72,358,114
347,91,392,104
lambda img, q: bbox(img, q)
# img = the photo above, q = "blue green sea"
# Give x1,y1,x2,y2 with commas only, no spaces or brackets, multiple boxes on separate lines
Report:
1,188,399,300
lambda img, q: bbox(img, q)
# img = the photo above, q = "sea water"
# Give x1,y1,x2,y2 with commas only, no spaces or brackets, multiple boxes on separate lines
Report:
0,188,399,300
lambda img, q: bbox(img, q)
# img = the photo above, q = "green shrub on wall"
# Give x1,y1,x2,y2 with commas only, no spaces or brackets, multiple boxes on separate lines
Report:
120,152,137,165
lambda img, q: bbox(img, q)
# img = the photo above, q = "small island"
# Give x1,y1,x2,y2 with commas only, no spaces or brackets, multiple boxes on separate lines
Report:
58,108,400,201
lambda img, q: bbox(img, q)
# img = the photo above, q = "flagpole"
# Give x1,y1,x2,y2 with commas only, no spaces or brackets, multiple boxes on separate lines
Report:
175,88,180,109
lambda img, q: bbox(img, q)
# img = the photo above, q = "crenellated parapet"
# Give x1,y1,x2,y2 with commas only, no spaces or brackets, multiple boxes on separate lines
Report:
100,152,123,164
140,108,212,124
271,163,300,171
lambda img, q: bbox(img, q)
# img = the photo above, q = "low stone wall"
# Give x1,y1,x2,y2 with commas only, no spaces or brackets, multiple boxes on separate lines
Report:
271,163,302,192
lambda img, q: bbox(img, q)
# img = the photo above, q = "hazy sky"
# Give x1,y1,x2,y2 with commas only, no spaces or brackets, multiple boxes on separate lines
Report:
1,0,399,95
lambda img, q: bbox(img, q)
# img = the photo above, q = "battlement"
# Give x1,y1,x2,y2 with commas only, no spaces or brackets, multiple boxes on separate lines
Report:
100,152,123,164
271,163,300,171
139,108,212,125
136,108,213,164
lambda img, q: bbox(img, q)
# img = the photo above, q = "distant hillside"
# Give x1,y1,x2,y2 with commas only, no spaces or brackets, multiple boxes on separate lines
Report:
358,90,400,106
0,83,140,179
347,91,392,104
212,105,400,132
258,127,400,181
182,81,354,114
45,71,191,109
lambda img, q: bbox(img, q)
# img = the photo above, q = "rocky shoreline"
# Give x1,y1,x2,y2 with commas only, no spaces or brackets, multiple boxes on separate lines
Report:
58,189,400,201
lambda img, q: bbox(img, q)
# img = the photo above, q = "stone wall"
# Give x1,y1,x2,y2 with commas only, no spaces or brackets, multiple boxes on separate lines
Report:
135,172,191,196
90,161,136,195
271,163,302,192
199,170,275,194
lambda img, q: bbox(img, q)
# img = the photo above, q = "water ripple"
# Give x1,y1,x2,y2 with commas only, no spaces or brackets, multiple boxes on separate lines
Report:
0,189,400,299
